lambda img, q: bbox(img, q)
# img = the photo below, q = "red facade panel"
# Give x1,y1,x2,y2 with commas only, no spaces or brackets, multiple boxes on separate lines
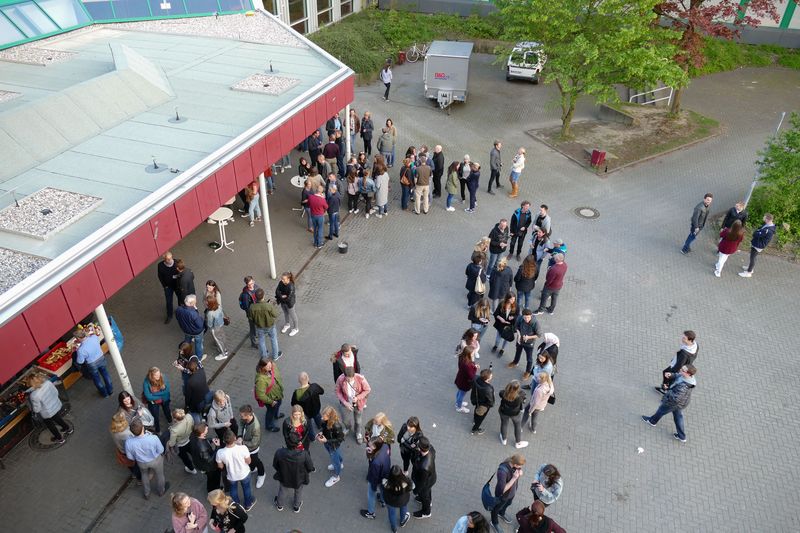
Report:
0,315,39,384
174,187,202,237
314,98,327,130
250,138,268,177
326,85,340,118
233,149,254,189
23,288,74,352
278,121,293,156
340,76,355,103
265,131,280,167
61,264,105,324
123,223,158,276
150,205,181,256
195,176,221,219
215,163,238,203
94,241,133,299
303,105,316,139
289,113,306,149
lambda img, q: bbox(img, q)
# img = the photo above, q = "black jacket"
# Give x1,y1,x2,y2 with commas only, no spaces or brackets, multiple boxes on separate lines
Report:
493,303,518,331
510,208,532,235
282,418,312,450
383,478,412,508
514,265,536,293
465,263,485,292
432,151,445,178
332,348,361,383
272,447,314,489
488,266,513,300
471,377,495,408
176,268,196,303
275,281,296,308
185,369,210,413
489,224,510,254
290,383,325,419
321,420,345,449
210,503,248,533
690,201,710,231
397,423,423,460
722,207,748,229
189,434,217,472
498,390,526,416
411,447,437,490
157,260,178,289
666,346,698,374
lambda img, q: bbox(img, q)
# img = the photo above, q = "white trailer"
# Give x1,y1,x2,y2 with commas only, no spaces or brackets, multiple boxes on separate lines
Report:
423,41,473,110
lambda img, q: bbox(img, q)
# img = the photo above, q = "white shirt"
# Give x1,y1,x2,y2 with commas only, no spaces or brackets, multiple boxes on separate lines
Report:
216,444,251,481
512,154,525,172
380,68,392,83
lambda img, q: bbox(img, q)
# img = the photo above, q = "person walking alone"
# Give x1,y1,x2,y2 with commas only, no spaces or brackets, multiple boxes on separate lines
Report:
380,63,393,101
681,193,713,254
275,272,299,337
488,140,502,194
490,454,526,533
642,364,697,443
740,213,776,278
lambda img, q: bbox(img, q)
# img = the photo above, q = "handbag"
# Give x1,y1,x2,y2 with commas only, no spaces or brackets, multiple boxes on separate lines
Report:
481,473,496,511
474,268,485,294
115,448,135,468
475,405,488,416
223,315,231,326
136,406,155,428
547,393,556,405
501,325,515,342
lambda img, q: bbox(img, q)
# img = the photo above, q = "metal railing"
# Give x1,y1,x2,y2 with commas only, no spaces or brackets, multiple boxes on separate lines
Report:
628,86,673,106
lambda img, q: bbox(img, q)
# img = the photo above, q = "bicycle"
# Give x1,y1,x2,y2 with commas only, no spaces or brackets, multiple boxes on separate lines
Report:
406,42,430,63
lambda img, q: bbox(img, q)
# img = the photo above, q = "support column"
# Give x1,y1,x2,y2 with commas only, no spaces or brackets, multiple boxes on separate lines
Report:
345,103,351,158
258,172,277,279
94,303,132,395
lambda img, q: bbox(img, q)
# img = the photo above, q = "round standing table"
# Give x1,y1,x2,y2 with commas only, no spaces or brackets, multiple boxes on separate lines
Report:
209,206,234,252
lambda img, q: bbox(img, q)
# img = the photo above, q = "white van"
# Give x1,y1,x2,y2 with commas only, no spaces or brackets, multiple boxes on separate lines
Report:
506,42,546,83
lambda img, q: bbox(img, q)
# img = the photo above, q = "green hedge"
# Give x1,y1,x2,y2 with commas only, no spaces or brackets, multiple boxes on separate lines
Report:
689,37,800,77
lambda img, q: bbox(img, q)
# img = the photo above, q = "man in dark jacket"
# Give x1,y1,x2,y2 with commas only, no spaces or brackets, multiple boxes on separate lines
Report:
272,432,314,513
237,405,265,489
190,422,222,493
239,276,260,349
508,202,532,261
326,184,341,240
491,454,525,533
175,294,205,358
510,309,541,379
307,130,322,163
290,372,325,437
431,145,445,197
411,436,436,519
642,364,697,443
185,361,211,418
657,330,698,393
470,368,495,434
175,259,195,306
488,219,510,275
740,213,776,278
360,437,390,520
722,201,748,229
681,193,713,254
488,140,502,194
157,251,178,324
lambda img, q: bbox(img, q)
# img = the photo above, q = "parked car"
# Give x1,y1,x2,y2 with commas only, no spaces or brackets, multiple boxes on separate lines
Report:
506,42,546,83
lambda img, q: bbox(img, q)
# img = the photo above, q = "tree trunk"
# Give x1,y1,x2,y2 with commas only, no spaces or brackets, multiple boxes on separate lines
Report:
560,93,577,139
670,85,683,115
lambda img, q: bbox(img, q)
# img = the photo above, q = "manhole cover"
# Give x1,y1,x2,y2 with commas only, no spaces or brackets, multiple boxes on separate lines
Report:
574,207,600,219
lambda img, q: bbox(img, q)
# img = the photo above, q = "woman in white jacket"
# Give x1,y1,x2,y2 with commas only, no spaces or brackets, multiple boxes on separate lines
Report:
373,161,390,218
28,372,71,444
508,147,526,199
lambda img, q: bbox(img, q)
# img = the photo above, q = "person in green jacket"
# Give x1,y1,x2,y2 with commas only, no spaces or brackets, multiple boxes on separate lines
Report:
248,288,282,360
255,358,284,432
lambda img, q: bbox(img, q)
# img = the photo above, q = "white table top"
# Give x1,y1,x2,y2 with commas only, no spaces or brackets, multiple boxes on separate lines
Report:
209,206,233,222
290,175,305,188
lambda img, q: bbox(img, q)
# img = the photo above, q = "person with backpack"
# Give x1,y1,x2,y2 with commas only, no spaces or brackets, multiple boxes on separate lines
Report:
254,358,284,432
490,454,526,533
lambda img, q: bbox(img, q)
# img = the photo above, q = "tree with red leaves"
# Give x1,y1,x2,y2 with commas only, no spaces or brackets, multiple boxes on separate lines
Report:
655,0,783,113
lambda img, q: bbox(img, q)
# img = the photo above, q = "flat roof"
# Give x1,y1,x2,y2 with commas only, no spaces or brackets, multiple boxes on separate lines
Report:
0,12,347,298
427,40,473,58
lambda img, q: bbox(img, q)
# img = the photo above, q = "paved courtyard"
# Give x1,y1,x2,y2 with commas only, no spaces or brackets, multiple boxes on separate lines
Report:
1,55,799,532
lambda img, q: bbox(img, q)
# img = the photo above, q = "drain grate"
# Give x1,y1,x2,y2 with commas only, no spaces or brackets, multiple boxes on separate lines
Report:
573,207,599,219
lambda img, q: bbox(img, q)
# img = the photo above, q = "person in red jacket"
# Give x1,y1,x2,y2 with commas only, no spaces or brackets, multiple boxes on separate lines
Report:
515,500,566,533
307,185,329,249
714,219,745,277
454,345,479,414
534,254,567,316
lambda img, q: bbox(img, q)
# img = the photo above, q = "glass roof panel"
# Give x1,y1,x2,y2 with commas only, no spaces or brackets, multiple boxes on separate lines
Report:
38,0,90,27
0,12,27,44
1,2,59,36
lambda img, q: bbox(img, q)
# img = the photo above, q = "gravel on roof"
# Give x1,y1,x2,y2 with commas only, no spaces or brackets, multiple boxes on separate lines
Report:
0,90,21,103
231,73,301,95
0,249,49,295
0,188,102,240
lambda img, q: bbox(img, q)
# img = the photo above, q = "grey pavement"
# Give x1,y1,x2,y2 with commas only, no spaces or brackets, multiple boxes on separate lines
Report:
0,55,799,533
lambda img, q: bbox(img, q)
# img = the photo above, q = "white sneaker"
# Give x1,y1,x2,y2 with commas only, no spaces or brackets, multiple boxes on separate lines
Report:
281,324,291,333
741,265,749,270
459,406,471,413
365,213,370,219
376,214,383,219
325,476,340,488
515,441,529,449
214,353,228,361
353,209,359,214
462,401,469,407
185,466,198,474
256,474,266,488
500,434,507,446
714,270,721,277
474,352,480,359
348,209,354,214
739,271,752,278
446,206,455,212
289,328,299,337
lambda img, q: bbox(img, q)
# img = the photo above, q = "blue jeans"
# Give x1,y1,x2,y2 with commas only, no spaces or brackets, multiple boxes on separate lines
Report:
446,193,455,208
311,215,324,247
87,358,113,397
265,399,282,430
494,330,508,350
681,229,698,252
305,207,312,230
184,332,204,359
324,442,342,476
390,146,396,166
647,403,686,441
228,473,254,509
328,212,339,237
471,322,488,341
487,253,500,275
256,326,279,359
248,198,261,222
455,388,467,408
367,483,384,514
519,290,532,310
401,185,412,210
388,504,409,530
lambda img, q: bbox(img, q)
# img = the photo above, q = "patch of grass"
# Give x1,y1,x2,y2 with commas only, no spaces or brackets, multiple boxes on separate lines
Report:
776,48,800,69
690,37,800,77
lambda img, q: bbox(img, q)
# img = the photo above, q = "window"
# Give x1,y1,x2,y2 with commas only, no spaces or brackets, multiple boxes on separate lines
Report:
316,0,330,26
80,0,114,19
288,0,305,31
291,19,306,33
184,0,218,13
38,0,90,27
110,0,152,18
340,0,351,16
217,0,248,11
262,0,277,15
147,0,187,16
0,13,27,45
1,2,59,37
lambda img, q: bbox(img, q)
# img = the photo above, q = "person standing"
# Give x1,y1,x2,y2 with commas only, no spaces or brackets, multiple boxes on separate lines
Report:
125,419,168,500
244,181,261,227
331,343,362,384
488,219,510,275
455,346,479,413
237,404,266,490
530,464,563,506
465,252,487,308
399,158,414,211
27,372,72,444
491,293,518,357
208,489,249,533
249,289,281,360
411,436,436,519
490,454,525,533
465,162,481,213
445,161,460,212
524,373,554,434
397,416,423,474
361,112,374,156
380,63,393,101
715,219,745,277
488,258,513,310
175,259,196,307
680,193,713,254
190,422,222,493
110,412,140,481
326,184,341,240
207,390,238,440
176,295,206,359
457,154,472,204
317,405,345,487
322,134,340,177
272,432,314,513
722,201,748,229
516,500,566,533
508,202,532,261
508,148,526,199
383,465,412,532
432,145,445,198
358,169,376,218
534,205,552,237
469,297,493,341
514,255,537,311
374,159,390,218
275,272,299,337
157,251,179,324
488,140,502,194
656,330,698,394
254,358,284,433
509,309,541,380
239,276,260,349
73,328,113,398
414,156,432,215
533,254,567,316
216,429,256,511
307,185,328,249
291,372,324,438
453,511,491,533
498,380,528,448
307,130,322,164
470,368,495,435
642,364,697,443
359,437,391,520
336,367,371,444
349,108,361,156
386,119,397,166
167,408,198,474
185,361,211,422
205,295,229,361
282,405,312,452
170,492,208,533
377,127,392,164
740,213,776,278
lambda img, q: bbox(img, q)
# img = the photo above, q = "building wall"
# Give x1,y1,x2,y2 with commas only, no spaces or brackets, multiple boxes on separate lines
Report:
257,0,364,33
